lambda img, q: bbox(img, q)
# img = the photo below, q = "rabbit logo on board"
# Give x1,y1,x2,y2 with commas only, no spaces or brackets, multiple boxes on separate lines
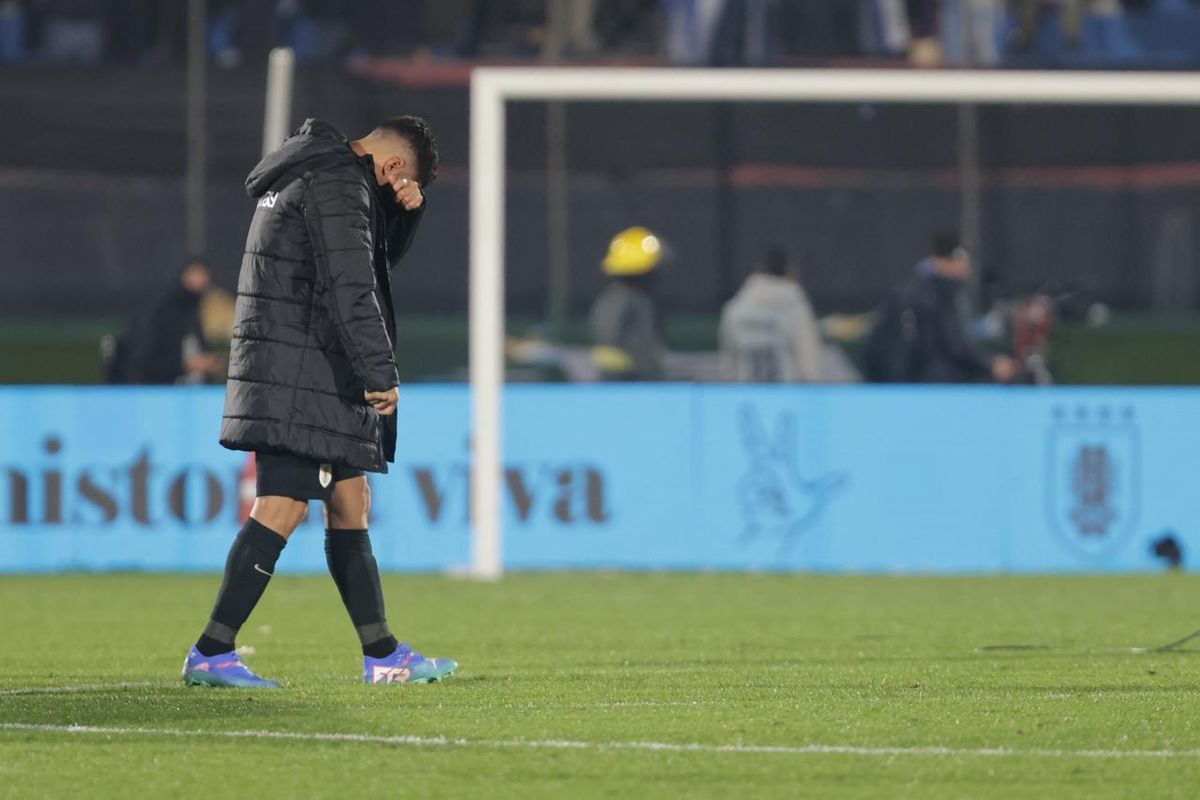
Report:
736,405,848,556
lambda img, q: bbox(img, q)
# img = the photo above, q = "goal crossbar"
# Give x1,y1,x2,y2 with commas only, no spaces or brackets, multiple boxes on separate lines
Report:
468,67,1200,579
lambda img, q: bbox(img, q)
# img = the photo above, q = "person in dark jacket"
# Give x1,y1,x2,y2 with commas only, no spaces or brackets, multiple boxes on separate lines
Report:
182,117,457,688
125,258,222,384
905,234,1015,384
865,233,1015,384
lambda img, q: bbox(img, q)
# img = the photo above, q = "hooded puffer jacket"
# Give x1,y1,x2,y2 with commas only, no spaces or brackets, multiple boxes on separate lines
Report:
219,119,423,472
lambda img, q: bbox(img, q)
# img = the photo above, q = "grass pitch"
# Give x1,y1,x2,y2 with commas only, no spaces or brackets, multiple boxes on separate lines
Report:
2,572,1199,798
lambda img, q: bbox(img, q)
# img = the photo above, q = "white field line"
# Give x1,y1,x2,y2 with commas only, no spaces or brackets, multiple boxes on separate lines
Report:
0,685,796,711
0,685,682,708
0,685,771,711
0,682,157,696
2,722,1199,761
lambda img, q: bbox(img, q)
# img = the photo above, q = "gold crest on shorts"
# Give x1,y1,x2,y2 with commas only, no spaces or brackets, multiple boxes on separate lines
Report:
318,463,333,488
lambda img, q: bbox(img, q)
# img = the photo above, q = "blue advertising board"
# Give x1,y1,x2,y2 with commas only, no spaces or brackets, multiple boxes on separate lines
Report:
0,385,1195,573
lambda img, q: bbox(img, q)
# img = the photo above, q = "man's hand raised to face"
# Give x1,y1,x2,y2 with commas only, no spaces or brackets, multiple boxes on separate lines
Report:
364,387,399,416
389,176,424,212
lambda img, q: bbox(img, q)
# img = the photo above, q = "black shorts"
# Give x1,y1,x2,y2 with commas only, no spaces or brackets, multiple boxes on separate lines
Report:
255,452,365,502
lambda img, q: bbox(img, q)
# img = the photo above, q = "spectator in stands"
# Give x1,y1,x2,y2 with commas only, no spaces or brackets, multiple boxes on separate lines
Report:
555,0,600,56
774,1,859,59
661,0,717,64
593,0,657,55
719,245,823,383
1011,0,1125,52
707,0,777,65
455,0,546,58
940,0,1005,65
127,257,222,384
590,226,667,380
864,233,1016,384
1015,0,1077,50
858,0,912,57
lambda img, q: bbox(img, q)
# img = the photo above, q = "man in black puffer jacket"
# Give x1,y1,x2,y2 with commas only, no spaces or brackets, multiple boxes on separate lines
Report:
181,117,458,689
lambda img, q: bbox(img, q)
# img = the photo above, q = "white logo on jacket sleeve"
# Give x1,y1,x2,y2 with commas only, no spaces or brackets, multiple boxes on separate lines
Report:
257,191,279,209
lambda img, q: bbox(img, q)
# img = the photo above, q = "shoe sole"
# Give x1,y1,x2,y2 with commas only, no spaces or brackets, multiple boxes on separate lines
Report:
411,666,456,685
183,672,279,689
182,667,456,688
366,666,457,686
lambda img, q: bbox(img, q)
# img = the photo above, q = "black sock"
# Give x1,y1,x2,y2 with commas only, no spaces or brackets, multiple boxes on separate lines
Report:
195,518,287,657
325,528,398,658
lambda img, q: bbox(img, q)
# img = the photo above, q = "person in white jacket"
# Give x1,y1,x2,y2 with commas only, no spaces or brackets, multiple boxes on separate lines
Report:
719,245,824,383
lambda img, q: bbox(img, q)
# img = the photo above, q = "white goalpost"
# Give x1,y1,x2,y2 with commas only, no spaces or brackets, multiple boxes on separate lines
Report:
467,67,1200,580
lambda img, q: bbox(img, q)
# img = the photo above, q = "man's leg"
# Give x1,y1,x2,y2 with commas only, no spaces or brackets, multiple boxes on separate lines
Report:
324,476,458,684
194,496,307,656
323,477,399,658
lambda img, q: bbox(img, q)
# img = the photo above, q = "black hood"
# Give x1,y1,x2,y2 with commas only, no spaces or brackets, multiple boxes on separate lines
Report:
245,118,362,198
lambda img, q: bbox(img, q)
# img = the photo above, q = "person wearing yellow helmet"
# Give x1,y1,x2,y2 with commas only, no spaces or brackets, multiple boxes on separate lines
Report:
589,226,667,380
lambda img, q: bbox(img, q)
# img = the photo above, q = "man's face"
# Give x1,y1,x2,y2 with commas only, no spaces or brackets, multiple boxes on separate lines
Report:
182,262,211,293
937,248,971,282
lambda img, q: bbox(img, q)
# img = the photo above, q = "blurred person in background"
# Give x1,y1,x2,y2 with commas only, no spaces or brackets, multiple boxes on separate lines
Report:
707,0,778,65
590,226,667,381
455,0,546,57
772,1,859,58
940,0,1005,65
664,0,780,64
1011,0,1128,52
556,0,600,56
858,0,912,57
181,116,457,689
718,244,823,383
661,0,724,64
1012,0,1083,50
25,0,104,61
18,0,184,63
865,233,1016,384
125,258,222,385
593,0,658,55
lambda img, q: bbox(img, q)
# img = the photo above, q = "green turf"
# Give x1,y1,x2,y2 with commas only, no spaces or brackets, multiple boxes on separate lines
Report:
2,573,1199,798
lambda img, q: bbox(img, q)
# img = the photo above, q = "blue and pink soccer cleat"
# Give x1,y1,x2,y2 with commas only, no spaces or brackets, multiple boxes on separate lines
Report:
181,646,280,688
363,643,457,685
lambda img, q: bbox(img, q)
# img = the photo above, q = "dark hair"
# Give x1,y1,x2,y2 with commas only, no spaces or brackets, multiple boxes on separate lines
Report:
930,232,960,259
377,115,439,187
762,244,788,277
